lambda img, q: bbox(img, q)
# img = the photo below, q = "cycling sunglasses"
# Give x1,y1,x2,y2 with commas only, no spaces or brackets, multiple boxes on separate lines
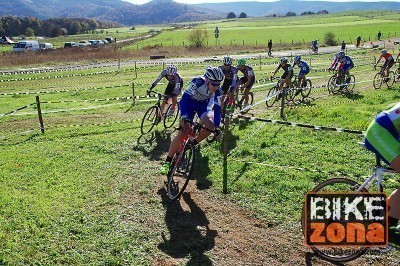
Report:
210,81,221,86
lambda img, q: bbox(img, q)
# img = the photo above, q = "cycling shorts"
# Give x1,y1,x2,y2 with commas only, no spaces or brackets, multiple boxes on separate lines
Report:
239,76,255,89
221,78,236,94
339,64,352,72
281,71,293,80
179,93,210,122
365,112,400,165
164,80,183,98
298,68,310,78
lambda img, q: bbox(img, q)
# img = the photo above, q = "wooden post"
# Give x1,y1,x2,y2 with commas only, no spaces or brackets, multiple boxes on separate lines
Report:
162,61,165,70
280,89,285,119
132,82,135,106
118,57,121,73
259,55,262,71
309,58,312,68
223,115,230,194
36,96,44,133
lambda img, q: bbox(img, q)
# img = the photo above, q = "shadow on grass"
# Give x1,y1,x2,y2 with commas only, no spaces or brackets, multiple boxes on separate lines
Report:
134,130,172,161
158,188,217,265
305,251,345,266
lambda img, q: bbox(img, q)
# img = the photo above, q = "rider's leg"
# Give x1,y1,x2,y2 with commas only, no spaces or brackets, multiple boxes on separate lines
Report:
196,112,215,143
243,87,251,104
161,97,169,116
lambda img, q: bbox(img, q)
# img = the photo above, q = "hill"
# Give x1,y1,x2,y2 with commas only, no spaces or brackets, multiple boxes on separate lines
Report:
0,0,224,25
194,1,400,17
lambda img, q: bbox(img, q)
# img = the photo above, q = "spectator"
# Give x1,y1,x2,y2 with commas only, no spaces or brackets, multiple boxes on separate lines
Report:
267,39,272,56
341,41,346,51
356,36,361,47
378,31,382,41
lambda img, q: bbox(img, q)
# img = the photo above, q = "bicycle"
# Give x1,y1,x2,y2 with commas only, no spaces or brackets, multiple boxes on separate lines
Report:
309,45,318,54
373,65,395,89
327,69,356,94
285,74,313,102
140,90,180,135
166,119,217,200
222,84,254,115
265,76,295,108
301,142,399,263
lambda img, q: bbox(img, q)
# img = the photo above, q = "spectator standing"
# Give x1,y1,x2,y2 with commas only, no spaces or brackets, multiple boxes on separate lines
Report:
267,39,272,56
378,31,382,41
356,36,361,47
341,41,346,51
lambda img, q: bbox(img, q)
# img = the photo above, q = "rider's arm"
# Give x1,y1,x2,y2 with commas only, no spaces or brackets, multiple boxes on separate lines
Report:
173,75,182,95
230,68,239,89
330,58,338,69
272,64,281,77
375,55,382,66
212,90,222,128
243,67,254,88
151,70,166,89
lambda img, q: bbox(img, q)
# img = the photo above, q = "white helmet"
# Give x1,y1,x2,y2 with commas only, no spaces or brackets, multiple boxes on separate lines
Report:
223,56,233,65
204,66,224,82
166,65,177,75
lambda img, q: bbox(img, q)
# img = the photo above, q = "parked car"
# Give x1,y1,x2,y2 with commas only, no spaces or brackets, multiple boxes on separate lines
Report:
64,42,78,48
105,37,113,43
78,40,90,47
13,40,40,52
39,43,54,50
88,40,99,46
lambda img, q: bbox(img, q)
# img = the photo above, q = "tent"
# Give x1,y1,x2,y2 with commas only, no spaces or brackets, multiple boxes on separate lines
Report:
0,36,16,44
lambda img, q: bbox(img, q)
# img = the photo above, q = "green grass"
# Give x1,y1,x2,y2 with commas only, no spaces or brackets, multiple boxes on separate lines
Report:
0,33,399,262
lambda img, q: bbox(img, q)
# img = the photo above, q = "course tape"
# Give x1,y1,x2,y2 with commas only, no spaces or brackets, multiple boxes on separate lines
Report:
0,103,34,117
41,94,158,105
46,118,141,129
236,114,364,135
0,83,131,96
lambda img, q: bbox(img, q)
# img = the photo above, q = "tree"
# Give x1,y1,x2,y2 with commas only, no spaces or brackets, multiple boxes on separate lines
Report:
227,12,236,19
239,12,247,18
324,32,337,46
70,21,82,35
286,12,297,16
25,27,34,37
188,29,208,48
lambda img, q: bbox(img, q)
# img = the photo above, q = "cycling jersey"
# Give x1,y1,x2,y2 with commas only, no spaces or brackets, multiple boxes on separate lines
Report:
294,60,310,77
238,65,255,78
330,56,341,69
180,77,222,127
365,102,400,165
338,56,353,72
380,53,394,61
152,70,183,95
219,65,238,93
276,63,293,79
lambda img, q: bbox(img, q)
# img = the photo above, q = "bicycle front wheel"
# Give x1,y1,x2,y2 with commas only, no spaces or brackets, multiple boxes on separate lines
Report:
167,143,195,201
301,79,312,99
373,73,383,89
266,86,278,108
395,68,399,83
327,75,336,94
163,104,180,129
140,105,159,135
301,178,368,263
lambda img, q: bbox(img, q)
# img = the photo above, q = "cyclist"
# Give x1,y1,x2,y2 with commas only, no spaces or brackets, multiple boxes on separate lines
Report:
271,57,293,99
329,51,353,86
364,102,400,246
149,64,183,119
218,56,238,111
293,54,310,93
311,40,318,52
160,66,223,174
397,49,400,80
374,49,395,81
236,58,255,109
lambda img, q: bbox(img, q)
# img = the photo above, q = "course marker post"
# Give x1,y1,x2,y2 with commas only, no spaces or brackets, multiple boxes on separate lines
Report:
36,96,45,133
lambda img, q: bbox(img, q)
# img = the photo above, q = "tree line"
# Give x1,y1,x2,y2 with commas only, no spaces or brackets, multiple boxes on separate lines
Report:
0,16,120,38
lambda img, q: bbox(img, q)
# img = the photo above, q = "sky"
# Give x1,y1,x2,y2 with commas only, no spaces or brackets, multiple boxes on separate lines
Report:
125,0,400,4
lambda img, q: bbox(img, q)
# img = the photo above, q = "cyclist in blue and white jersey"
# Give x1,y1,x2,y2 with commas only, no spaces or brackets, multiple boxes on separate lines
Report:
219,56,238,110
293,54,310,90
149,64,183,117
160,66,223,174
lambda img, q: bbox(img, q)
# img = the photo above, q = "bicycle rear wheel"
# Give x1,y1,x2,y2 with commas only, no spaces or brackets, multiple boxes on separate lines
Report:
163,104,180,129
240,92,253,114
141,105,159,135
301,178,368,263
395,68,399,83
167,143,195,201
345,75,355,94
327,75,336,94
385,71,395,88
373,73,383,89
301,79,312,99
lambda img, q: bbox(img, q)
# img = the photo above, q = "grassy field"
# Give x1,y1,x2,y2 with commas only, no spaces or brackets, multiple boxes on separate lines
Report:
1,42,400,263
135,11,399,49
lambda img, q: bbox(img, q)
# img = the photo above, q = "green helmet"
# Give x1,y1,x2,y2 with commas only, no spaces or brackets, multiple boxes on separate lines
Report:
237,58,246,66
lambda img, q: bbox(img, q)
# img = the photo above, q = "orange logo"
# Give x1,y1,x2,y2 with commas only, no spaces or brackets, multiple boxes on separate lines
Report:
304,193,388,248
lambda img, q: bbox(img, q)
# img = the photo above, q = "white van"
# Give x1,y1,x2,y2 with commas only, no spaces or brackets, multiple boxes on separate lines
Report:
13,40,40,52
39,43,53,50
